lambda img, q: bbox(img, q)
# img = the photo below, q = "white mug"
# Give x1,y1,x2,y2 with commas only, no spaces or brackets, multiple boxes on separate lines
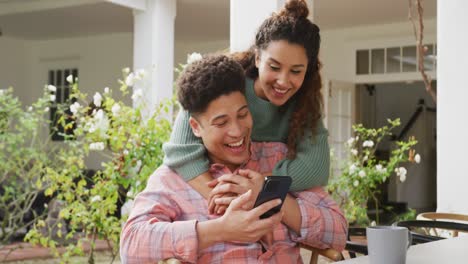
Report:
366,226,412,264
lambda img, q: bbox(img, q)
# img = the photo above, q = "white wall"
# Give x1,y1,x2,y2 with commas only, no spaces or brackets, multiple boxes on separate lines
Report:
174,39,229,68
0,37,27,102
27,33,133,103
320,18,437,83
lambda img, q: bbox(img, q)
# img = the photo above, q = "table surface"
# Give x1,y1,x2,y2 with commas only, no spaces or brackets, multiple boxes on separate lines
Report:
336,235,468,263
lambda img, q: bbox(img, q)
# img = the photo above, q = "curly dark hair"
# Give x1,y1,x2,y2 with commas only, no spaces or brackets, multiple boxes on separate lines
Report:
177,54,246,115
231,0,323,158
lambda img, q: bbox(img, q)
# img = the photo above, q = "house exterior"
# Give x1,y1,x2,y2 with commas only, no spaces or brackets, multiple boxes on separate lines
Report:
0,0,466,215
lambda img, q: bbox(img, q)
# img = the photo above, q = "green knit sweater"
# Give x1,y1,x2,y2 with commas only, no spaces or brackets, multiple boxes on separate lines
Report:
163,78,330,191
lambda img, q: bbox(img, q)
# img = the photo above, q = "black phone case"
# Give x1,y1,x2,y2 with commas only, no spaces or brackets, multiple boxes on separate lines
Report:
253,176,292,219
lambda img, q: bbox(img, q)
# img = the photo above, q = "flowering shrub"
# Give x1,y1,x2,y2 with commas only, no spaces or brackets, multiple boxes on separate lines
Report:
328,119,419,226
0,87,75,245
0,68,174,263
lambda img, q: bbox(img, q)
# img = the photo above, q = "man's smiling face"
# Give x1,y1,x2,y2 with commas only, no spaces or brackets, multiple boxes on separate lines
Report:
189,91,252,171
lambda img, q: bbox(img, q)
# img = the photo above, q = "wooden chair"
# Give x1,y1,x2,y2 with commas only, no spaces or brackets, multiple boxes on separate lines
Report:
299,243,344,264
416,212,468,237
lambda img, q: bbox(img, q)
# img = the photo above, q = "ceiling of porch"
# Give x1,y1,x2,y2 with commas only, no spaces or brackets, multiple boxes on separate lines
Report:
0,0,436,41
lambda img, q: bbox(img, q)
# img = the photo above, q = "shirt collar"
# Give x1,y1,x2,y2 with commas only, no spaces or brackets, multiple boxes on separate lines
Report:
209,143,259,178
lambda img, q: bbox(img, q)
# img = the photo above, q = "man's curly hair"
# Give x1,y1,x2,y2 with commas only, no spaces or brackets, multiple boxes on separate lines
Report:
177,54,246,115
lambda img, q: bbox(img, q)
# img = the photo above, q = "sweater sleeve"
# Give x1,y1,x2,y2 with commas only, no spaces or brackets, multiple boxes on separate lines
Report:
272,119,330,191
162,110,210,181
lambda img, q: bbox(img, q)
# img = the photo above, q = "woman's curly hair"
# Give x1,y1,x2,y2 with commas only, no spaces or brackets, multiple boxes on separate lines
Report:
232,0,323,158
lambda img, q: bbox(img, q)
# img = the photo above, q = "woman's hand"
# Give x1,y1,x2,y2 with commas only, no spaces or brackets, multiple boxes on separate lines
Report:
207,169,265,214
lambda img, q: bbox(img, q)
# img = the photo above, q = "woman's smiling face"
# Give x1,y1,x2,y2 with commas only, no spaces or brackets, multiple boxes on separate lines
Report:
254,40,309,106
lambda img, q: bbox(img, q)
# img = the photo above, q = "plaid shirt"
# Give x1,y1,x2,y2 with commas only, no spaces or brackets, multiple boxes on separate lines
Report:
120,142,347,264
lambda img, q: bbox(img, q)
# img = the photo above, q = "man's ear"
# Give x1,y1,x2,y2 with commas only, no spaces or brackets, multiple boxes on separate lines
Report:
189,116,202,138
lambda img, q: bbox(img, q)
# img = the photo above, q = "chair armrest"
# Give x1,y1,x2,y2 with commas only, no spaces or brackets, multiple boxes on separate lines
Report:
299,243,343,261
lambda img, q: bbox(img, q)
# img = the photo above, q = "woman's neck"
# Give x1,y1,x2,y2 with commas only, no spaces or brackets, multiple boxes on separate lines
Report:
253,78,269,101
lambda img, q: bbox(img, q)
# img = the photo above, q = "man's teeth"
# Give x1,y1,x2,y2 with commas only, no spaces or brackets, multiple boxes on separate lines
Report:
228,138,244,147
274,87,288,94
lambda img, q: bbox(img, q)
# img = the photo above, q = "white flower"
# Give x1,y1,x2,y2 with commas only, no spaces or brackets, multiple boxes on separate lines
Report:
0,89,5,96
363,140,374,148
123,67,130,74
50,94,56,102
44,107,50,112
396,167,407,182
93,92,102,107
370,221,377,226
349,164,358,174
351,149,358,156
66,75,74,84
136,69,146,79
415,154,421,164
90,195,102,203
47,85,57,92
347,137,355,146
353,180,359,187
111,103,121,116
95,109,105,120
132,89,143,101
90,109,109,136
87,123,96,133
187,52,202,64
44,203,48,209
400,174,407,182
123,149,129,156
125,72,135,86
104,87,110,94
70,102,81,115
363,155,368,161
28,106,33,111
358,170,366,178
396,167,407,177
376,164,387,174
89,142,105,151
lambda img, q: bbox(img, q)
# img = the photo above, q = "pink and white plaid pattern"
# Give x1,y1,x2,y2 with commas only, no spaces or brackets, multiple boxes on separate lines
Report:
120,142,347,264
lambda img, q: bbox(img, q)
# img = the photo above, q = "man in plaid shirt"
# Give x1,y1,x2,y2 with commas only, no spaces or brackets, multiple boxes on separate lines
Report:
120,55,347,263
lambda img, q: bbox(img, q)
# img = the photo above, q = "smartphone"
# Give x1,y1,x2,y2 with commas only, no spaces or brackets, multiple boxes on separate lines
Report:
253,176,292,219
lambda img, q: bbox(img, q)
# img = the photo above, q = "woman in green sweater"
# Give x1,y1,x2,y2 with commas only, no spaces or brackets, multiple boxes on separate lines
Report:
163,0,329,204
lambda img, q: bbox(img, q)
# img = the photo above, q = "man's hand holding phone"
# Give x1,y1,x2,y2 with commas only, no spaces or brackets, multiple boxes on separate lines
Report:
209,189,283,244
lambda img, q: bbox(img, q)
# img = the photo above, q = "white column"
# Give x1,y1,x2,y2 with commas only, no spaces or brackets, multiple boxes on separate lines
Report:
437,1,468,214
230,0,285,52
133,0,175,118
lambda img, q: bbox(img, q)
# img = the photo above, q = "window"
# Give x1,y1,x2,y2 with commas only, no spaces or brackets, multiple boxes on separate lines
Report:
356,44,436,75
48,68,78,141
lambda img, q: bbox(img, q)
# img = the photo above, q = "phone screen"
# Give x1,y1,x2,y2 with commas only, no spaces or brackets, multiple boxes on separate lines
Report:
253,176,292,219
